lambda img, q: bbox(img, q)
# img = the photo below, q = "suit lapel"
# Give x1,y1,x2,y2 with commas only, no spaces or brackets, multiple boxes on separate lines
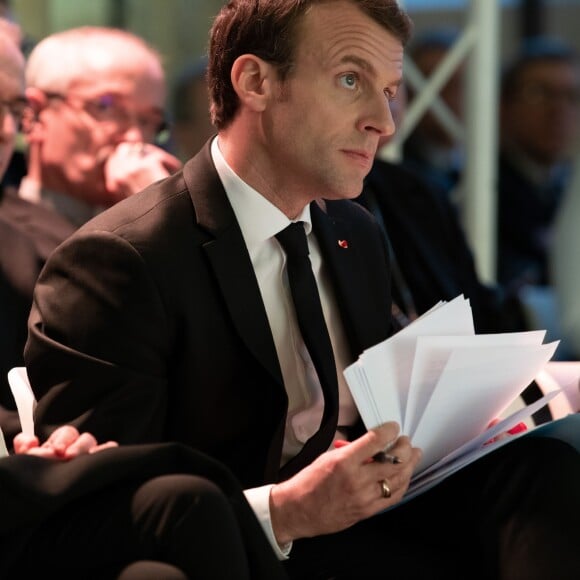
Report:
204,231,285,386
311,201,389,359
182,147,284,388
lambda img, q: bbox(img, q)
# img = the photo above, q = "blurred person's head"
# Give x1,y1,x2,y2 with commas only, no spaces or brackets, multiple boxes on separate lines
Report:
0,24,25,184
0,0,13,20
0,6,21,49
406,28,464,150
23,26,168,206
170,55,214,161
500,36,580,168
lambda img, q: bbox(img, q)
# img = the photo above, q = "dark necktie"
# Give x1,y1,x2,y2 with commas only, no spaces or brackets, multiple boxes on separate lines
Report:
275,222,339,479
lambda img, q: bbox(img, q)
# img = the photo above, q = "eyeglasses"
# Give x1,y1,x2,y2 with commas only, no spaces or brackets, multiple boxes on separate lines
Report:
44,92,170,143
0,96,28,126
515,83,580,108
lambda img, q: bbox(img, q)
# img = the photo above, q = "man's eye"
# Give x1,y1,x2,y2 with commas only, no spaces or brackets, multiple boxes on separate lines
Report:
339,73,358,90
94,94,116,112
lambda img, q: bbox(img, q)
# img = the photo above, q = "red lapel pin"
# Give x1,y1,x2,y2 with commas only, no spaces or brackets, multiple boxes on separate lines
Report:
338,239,348,249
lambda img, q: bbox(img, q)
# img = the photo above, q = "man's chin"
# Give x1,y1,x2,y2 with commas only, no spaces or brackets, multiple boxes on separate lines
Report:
345,178,366,200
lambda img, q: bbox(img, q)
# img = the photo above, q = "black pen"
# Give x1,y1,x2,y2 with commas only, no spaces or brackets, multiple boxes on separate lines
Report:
372,450,402,464
372,439,402,463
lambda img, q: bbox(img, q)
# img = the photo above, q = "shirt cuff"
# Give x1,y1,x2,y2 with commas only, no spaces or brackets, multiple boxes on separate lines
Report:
243,484,293,560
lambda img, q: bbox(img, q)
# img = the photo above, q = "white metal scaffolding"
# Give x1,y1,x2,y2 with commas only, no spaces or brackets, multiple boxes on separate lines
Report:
383,0,500,284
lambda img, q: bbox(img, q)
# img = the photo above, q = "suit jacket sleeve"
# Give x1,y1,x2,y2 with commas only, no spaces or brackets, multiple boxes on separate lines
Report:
26,229,170,444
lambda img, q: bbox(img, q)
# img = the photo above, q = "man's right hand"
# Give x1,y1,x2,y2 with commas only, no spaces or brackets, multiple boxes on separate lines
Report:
104,141,182,204
269,422,422,546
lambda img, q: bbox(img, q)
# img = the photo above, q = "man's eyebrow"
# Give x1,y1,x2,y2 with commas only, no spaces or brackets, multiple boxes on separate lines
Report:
339,54,374,73
338,54,403,88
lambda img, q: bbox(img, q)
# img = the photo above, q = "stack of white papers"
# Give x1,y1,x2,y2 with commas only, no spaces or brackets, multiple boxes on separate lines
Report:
343,295,562,499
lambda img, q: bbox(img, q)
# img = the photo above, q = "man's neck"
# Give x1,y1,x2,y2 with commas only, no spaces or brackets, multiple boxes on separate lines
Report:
18,176,100,228
216,131,312,220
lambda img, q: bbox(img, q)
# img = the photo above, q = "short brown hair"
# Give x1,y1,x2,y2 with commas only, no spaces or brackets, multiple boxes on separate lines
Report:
208,0,413,129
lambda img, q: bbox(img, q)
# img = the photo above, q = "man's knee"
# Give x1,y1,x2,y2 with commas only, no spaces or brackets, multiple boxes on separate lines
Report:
132,474,228,534
117,560,188,580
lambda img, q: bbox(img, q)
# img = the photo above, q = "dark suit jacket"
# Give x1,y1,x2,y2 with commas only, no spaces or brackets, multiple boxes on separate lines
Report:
0,442,287,579
25,142,393,488
359,159,526,334
0,190,75,442
496,152,568,288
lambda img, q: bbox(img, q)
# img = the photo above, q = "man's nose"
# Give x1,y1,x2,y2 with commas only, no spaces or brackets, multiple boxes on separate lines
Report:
361,96,396,137
112,108,161,144
117,122,149,144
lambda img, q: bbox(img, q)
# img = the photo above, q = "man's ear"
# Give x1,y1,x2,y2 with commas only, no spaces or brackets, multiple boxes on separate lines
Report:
24,87,48,119
21,87,47,138
230,54,275,113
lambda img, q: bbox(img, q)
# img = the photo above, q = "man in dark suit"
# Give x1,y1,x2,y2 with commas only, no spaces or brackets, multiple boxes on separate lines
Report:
496,37,580,361
25,1,580,578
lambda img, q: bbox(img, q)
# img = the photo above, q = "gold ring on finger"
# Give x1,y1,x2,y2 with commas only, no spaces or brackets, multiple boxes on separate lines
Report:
380,478,391,499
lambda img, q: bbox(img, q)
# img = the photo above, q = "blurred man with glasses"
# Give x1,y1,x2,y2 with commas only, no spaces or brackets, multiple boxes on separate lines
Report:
19,26,181,227
1,25,182,442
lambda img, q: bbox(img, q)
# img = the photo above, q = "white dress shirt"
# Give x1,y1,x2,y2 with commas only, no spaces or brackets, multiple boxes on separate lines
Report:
211,138,359,558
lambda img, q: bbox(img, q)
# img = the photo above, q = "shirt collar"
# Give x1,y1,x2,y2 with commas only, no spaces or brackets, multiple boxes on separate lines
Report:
210,137,312,254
